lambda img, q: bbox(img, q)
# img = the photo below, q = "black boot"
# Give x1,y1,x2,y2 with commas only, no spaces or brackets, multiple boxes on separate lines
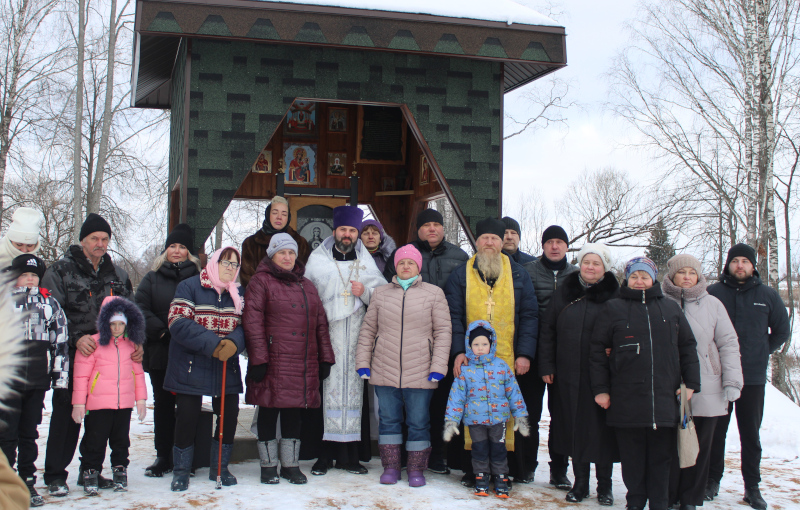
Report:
334,442,368,474
258,440,279,484
78,469,115,489
24,477,44,507
473,472,490,496
46,479,69,497
679,505,696,510
82,469,99,497
550,455,572,490
279,438,307,484
209,439,237,486
112,466,128,492
596,463,614,506
704,479,720,501
566,462,590,502
170,445,194,492
311,457,331,475
744,485,768,510
494,474,511,498
461,470,476,488
145,456,173,477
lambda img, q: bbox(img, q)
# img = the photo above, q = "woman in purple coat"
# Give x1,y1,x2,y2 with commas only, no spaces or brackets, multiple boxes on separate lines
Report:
243,233,336,485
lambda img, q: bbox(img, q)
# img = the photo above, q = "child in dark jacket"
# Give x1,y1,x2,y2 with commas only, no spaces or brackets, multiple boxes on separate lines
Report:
444,321,530,498
2,254,68,507
71,296,147,496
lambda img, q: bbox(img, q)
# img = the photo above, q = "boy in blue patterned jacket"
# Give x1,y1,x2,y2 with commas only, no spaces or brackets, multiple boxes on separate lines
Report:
444,321,529,498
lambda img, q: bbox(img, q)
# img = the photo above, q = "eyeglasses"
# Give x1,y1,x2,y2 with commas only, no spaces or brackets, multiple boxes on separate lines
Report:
219,260,240,269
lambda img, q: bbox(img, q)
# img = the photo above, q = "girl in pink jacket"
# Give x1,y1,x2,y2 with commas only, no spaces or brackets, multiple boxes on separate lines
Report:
72,296,147,496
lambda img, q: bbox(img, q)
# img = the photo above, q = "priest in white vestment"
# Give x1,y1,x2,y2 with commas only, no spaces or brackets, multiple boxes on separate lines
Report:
305,205,385,474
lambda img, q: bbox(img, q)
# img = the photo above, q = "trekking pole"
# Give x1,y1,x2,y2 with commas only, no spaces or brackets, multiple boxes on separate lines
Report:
216,359,228,490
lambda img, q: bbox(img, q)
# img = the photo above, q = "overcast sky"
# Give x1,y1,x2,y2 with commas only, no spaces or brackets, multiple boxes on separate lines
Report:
502,0,652,225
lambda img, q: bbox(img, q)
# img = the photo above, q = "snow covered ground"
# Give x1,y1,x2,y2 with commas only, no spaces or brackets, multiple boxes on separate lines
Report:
29,382,800,509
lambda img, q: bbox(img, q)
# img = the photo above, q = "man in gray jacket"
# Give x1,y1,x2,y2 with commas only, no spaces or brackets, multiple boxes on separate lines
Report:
520,225,577,487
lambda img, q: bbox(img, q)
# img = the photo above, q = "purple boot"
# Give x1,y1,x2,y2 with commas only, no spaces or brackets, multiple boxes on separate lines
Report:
407,447,431,487
378,444,401,484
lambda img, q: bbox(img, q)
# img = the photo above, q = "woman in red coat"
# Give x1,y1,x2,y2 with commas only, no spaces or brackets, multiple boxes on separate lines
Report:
243,233,335,486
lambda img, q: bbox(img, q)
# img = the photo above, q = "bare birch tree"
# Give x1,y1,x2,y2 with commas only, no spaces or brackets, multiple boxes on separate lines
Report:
70,0,85,243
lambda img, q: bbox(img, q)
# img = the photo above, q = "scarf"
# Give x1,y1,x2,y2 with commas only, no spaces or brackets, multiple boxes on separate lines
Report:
579,274,604,288
205,247,243,315
397,275,418,290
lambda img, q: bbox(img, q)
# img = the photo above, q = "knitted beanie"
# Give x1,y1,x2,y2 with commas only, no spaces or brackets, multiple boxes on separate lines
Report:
79,213,111,241
667,254,702,280
541,225,569,246
416,208,444,230
577,243,612,272
164,223,194,254
361,219,385,241
469,326,493,346
625,256,658,282
394,244,423,271
501,217,521,236
724,243,757,272
6,207,43,244
267,233,299,258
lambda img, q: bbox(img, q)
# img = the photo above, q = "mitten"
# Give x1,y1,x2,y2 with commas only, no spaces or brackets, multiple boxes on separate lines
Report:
212,339,237,361
72,405,85,424
443,421,460,442
247,363,268,382
513,417,531,437
137,400,147,421
428,372,444,382
319,362,333,381
724,386,741,402
357,368,371,379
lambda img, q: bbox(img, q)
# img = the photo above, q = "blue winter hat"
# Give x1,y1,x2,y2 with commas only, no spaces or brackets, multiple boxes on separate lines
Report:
625,257,658,282
333,206,363,230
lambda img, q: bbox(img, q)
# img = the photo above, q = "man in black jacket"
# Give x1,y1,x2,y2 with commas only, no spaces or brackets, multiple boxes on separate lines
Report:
384,208,469,474
705,244,790,510
521,225,578,487
445,217,539,486
501,217,535,265
41,213,138,497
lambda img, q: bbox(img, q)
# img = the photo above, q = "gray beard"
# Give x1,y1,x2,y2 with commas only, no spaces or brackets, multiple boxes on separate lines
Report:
335,238,355,254
476,251,503,281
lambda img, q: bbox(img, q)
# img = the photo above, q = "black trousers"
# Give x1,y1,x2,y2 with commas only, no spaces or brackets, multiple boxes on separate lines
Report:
428,370,452,466
670,415,719,506
79,408,132,471
148,370,176,458
517,370,568,474
470,423,509,474
0,389,46,480
616,426,676,510
257,407,302,441
174,393,239,448
44,390,82,484
709,384,764,487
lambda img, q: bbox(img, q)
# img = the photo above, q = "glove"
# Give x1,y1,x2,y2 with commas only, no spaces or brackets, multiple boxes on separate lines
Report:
724,386,741,402
514,417,531,437
357,368,371,379
247,363,268,382
428,372,444,382
212,339,237,361
136,400,147,422
53,388,71,407
443,421,460,442
319,362,333,381
72,405,85,424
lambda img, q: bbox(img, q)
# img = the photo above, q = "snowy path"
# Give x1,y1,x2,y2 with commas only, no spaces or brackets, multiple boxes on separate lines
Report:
30,384,800,509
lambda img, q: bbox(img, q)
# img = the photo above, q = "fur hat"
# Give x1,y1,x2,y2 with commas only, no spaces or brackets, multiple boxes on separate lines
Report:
394,244,423,272
6,207,43,244
577,243,612,272
96,296,145,346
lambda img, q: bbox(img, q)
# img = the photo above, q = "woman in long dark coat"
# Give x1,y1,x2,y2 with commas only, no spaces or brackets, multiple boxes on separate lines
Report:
135,223,200,477
243,233,335,485
538,243,619,506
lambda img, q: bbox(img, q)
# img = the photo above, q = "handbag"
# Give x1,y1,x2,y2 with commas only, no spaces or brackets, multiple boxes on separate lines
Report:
677,382,699,468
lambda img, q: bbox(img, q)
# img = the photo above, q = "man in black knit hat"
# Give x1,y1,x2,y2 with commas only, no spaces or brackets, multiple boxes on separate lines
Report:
445,217,539,488
519,224,578,487
41,213,136,497
501,216,535,265
383,207,469,474
705,244,789,510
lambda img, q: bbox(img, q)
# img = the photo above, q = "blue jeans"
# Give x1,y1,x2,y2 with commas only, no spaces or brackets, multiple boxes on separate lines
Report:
374,386,434,452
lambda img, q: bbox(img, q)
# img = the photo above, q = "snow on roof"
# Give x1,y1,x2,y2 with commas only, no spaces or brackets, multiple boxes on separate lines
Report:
256,0,560,27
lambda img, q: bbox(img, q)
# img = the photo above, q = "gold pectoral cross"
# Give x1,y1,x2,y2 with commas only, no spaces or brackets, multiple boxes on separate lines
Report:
341,289,351,305
485,291,496,321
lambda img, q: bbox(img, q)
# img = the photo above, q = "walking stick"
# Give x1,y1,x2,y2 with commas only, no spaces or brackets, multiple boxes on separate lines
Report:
216,359,228,490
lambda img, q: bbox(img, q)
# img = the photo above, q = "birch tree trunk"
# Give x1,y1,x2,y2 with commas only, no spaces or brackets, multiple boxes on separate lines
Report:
86,0,118,214
745,0,759,249
71,0,86,243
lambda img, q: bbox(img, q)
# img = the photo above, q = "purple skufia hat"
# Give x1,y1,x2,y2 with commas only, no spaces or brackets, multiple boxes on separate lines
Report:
333,205,364,230
360,219,384,240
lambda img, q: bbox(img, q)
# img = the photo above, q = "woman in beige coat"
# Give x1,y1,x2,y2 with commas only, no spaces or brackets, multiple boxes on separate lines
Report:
356,244,451,488
663,254,743,510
